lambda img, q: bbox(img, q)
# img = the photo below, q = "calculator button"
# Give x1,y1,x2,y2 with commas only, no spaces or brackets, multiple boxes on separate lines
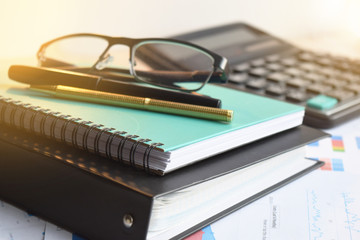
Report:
325,78,348,88
229,73,249,84
286,78,311,88
307,95,338,110
232,63,251,72
298,52,316,62
281,58,298,66
249,67,269,77
266,63,283,71
266,54,281,62
345,83,360,93
306,83,333,94
326,89,355,101
299,63,318,72
283,67,304,77
251,58,266,67
303,72,325,82
266,84,287,96
316,57,333,66
267,72,290,83
245,78,268,90
286,90,309,103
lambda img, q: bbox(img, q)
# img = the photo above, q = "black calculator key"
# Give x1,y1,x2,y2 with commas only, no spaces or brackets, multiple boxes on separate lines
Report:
266,54,281,62
266,63,283,71
326,89,355,101
232,63,251,72
345,83,360,93
245,78,268,90
286,90,309,103
266,84,287,96
298,52,316,62
325,78,348,88
299,62,318,72
249,67,269,77
303,72,325,82
281,57,298,66
286,78,312,88
307,83,333,94
267,72,290,83
316,67,338,77
229,73,249,84
251,58,266,67
283,67,304,77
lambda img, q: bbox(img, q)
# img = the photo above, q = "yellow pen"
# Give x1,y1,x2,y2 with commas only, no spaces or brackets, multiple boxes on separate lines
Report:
30,85,233,122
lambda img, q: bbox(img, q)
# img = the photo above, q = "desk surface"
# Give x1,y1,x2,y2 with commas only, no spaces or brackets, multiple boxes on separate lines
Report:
1,33,360,240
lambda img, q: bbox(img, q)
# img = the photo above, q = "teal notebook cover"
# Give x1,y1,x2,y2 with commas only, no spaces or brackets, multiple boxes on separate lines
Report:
0,80,304,174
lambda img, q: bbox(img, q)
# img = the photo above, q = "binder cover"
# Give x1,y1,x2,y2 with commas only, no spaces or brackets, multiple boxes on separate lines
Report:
0,125,327,240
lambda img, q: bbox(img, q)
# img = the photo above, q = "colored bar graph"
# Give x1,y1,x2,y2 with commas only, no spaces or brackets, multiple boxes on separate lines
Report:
356,137,360,150
331,136,345,152
307,141,319,147
319,158,332,171
318,158,344,172
331,158,344,171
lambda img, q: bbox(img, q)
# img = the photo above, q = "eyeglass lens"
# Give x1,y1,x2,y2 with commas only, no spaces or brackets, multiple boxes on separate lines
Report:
39,36,215,91
132,41,214,91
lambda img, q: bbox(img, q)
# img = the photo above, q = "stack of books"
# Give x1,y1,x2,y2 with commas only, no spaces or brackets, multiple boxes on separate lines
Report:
0,78,328,239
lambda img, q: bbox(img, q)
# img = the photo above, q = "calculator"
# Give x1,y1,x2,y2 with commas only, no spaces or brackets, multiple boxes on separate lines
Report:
173,22,360,128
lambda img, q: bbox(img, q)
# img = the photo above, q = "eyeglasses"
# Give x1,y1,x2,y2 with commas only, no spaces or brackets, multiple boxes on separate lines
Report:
37,33,229,92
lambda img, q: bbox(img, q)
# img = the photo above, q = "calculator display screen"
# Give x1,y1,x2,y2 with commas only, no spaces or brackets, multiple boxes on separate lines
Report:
190,28,258,50
188,26,283,62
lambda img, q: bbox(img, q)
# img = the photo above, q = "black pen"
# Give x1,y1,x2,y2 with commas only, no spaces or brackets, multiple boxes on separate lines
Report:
8,65,222,108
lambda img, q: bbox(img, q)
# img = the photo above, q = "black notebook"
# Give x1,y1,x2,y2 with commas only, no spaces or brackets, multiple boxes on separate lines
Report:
0,125,327,240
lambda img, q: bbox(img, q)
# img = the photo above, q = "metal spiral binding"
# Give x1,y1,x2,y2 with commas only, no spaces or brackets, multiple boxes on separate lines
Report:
117,134,139,164
61,117,81,142
0,96,166,173
129,138,151,168
143,143,164,173
19,103,31,129
0,98,11,123
105,131,127,159
49,114,70,140
82,124,104,151
94,127,114,155
9,101,21,127
40,111,60,135
71,120,93,149
29,107,48,132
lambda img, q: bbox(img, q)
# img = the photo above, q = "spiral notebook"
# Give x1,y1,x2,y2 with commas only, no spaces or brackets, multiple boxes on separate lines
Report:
0,81,304,175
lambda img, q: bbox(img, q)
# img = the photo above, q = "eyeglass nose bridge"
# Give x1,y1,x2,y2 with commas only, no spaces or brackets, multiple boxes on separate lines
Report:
95,53,114,70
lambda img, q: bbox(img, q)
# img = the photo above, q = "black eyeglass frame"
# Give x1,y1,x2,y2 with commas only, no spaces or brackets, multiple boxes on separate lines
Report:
37,33,229,92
